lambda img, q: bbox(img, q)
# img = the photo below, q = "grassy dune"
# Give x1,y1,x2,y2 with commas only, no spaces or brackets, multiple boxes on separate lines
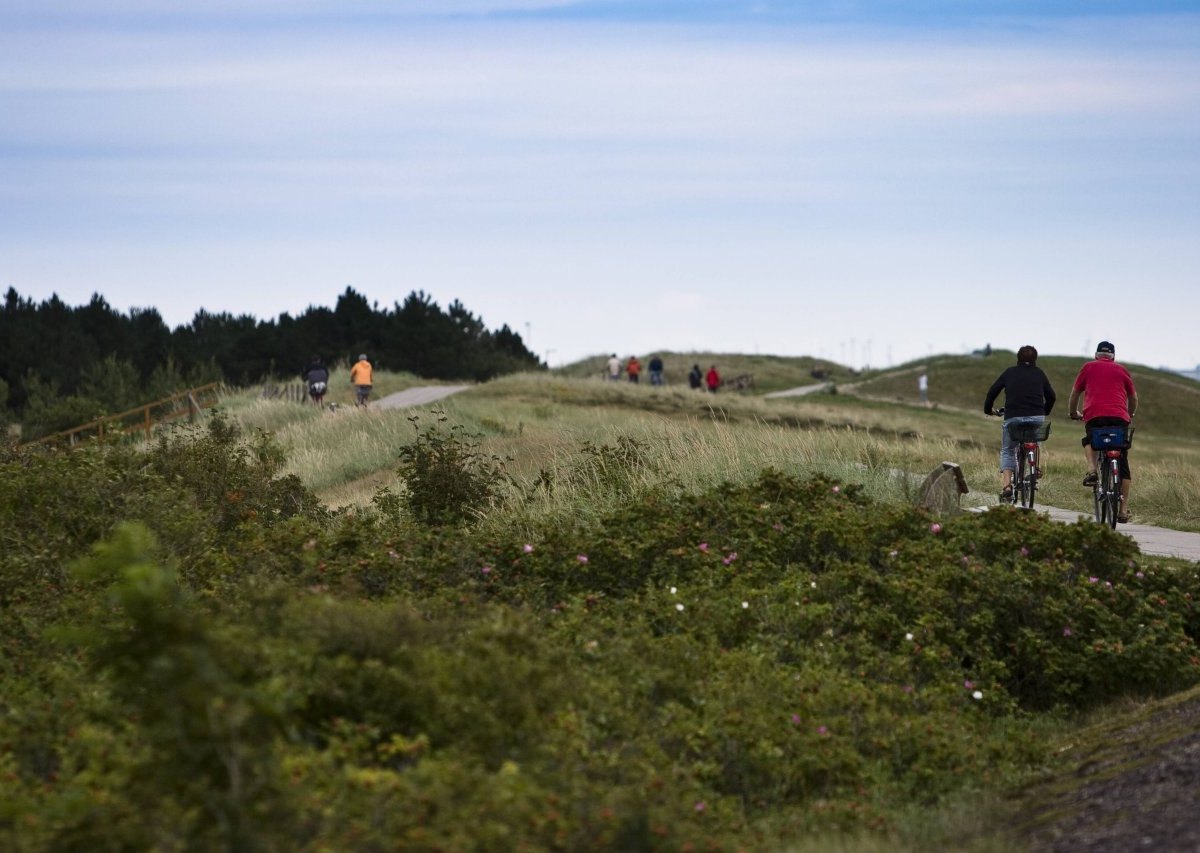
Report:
223,355,1200,531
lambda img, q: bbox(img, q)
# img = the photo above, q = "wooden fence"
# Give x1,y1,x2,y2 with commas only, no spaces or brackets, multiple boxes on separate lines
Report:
20,382,225,449
259,381,308,403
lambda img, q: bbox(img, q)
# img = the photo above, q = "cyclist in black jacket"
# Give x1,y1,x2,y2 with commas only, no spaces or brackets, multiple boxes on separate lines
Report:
983,345,1056,500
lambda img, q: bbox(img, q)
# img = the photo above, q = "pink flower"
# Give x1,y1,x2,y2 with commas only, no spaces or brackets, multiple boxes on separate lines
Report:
722,552,738,565
929,523,942,534
1020,546,1030,557
1062,627,1072,636
963,680,974,689
1088,576,1099,583
523,543,534,553
817,725,829,736
698,542,709,552
481,565,492,575
790,713,802,726
772,522,783,531
1136,571,1145,579
694,801,706,812
577,554,589,564
832,485,841,494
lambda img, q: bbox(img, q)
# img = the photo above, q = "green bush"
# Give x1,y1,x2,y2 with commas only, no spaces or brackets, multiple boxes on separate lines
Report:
4,434,1200,850
395,411,512,525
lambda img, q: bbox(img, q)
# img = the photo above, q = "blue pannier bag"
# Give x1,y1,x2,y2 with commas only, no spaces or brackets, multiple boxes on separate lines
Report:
1090,426,1127,449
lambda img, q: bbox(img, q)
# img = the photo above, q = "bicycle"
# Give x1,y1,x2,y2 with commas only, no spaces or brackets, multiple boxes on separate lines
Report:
995,408,1051,508
1006,419,1050,509
1083,423,1133,528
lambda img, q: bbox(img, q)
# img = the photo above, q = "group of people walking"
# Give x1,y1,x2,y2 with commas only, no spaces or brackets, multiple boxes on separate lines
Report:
606,354,722,392
983,341,1138,522
302,353,374,407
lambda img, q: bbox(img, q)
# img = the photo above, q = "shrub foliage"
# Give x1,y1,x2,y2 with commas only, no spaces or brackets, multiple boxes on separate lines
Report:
2,417,1199,850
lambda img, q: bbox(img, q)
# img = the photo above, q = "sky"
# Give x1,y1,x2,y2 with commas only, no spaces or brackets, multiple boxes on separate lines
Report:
2,1,1199,371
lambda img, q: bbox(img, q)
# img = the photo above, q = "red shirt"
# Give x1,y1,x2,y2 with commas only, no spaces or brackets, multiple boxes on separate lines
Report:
1072,358,1135,421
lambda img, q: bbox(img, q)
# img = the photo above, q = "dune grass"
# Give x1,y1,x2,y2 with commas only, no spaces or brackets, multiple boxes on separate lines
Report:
215,363,1200,532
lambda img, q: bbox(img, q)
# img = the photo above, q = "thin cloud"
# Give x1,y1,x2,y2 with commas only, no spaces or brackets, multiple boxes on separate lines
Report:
2,8,1199,368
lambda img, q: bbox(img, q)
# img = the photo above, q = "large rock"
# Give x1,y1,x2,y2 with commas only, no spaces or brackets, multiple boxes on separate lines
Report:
918,462,970,514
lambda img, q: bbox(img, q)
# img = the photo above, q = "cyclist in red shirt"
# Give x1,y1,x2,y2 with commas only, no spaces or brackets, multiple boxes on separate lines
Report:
1067,341,1138,522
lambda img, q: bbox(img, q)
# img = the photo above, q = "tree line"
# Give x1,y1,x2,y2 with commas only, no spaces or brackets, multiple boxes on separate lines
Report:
0,286,542,436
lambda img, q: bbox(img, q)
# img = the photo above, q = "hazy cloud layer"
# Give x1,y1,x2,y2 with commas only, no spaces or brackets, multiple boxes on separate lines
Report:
2,5,1198,367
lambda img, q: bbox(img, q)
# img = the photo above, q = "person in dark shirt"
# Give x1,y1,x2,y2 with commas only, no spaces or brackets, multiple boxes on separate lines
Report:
648,355,664,386
983,345,1056,500
303,356,330,405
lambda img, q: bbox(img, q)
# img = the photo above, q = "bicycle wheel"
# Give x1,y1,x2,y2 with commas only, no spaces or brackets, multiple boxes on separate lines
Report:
1013,454,1027,508
1100,463,1116,529
1107,459,1122,528
1093,455,1106,524
1024,450,1037,510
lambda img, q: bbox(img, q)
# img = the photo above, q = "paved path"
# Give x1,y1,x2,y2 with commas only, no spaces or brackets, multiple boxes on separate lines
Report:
374,385,471,410
968,503,1200,562
764,383,832,398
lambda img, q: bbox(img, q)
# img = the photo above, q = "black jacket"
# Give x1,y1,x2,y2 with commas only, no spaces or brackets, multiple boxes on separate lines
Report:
983,363,1056,418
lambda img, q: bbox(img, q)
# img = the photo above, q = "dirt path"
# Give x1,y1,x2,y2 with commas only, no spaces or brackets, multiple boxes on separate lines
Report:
373,385,471,410
1013,687,1200,852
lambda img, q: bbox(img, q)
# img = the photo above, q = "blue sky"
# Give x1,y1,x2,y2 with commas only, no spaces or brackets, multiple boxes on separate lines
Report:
2,1,1199,371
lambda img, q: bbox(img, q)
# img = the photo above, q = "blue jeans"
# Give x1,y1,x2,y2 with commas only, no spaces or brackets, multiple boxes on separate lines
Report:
1000,415,1044,472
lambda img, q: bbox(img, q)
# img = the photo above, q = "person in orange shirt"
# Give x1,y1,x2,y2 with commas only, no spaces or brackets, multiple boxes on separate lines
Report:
350,353,373,406
626,356,642,383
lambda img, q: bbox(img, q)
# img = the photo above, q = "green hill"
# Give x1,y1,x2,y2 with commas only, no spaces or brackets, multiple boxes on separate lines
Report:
556,351,851,394
845,350,1200,439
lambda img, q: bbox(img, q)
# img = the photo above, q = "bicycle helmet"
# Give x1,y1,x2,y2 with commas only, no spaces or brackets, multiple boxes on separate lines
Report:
358,353,368,361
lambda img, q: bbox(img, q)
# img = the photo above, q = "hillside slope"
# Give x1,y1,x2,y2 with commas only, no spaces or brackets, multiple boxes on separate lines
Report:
845,350,1200,439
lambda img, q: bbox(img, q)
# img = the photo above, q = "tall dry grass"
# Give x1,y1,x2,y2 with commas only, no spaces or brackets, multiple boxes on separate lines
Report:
217,371,1200,531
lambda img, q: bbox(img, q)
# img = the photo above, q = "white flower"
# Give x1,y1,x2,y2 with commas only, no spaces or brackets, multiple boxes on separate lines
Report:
972,690,983,700
810,581,817,588
670,586,677,595
675,603,685,612
905,632,914,641
741,601,750,609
